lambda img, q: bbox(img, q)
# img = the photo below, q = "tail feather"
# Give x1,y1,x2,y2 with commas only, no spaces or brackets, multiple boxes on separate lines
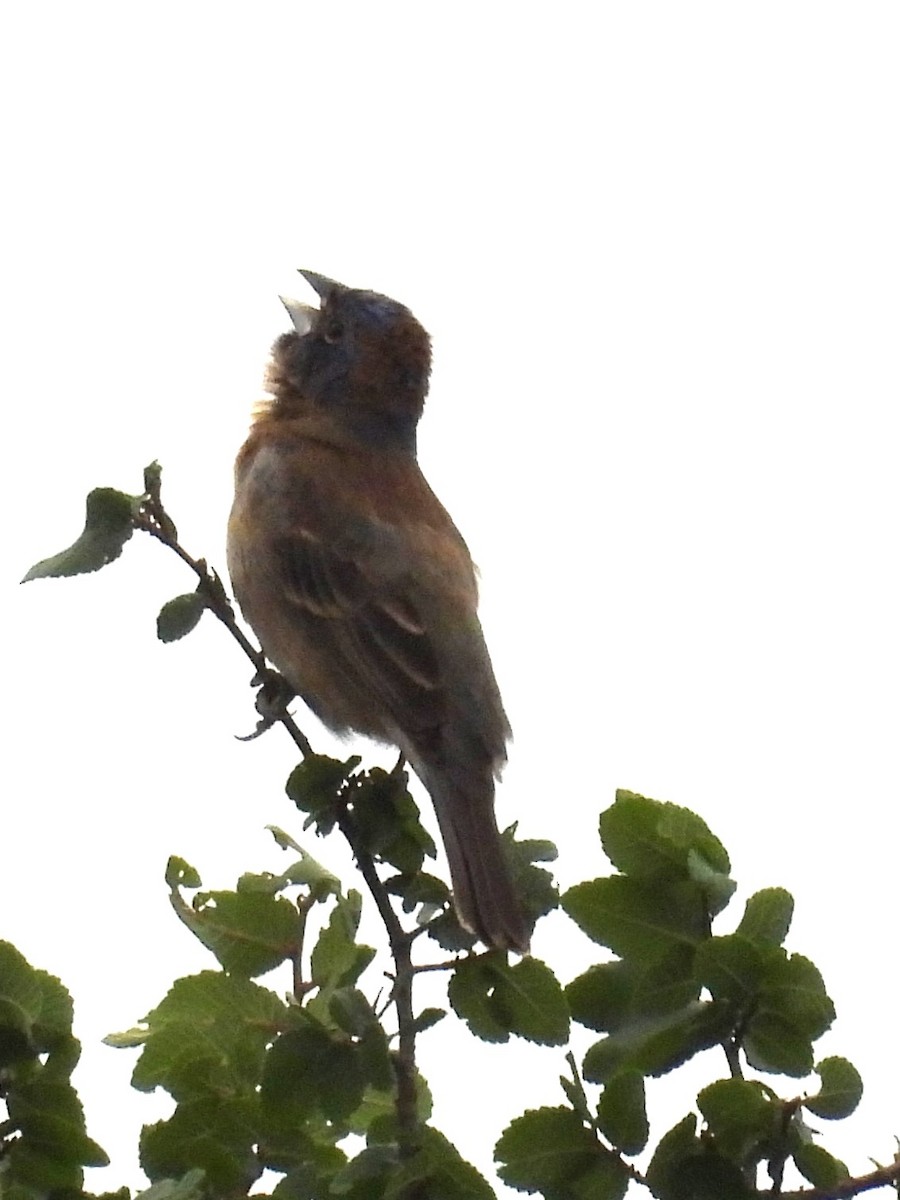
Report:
416,763,529,953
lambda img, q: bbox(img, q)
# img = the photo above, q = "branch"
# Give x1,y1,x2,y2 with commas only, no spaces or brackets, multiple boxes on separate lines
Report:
336,810,421,1159
771,1157,900,1200
134,477,422,1156
135,489,312,758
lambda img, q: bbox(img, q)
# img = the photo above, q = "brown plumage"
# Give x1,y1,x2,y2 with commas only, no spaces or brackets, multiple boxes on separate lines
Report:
227,270,528,952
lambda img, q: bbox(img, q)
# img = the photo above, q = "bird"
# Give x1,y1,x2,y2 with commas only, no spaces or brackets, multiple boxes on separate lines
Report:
226,269,528,952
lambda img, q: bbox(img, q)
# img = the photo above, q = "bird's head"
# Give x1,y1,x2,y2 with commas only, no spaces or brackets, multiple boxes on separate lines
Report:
267,270,432,452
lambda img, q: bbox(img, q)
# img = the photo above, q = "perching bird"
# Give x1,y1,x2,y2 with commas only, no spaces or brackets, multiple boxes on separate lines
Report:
227,270,528,952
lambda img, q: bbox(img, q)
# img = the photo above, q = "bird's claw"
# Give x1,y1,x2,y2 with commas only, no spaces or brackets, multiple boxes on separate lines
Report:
236,669,297,741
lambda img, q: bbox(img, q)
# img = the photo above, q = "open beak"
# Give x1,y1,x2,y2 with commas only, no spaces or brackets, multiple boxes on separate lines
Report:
280,269,344,335
279,295,317,336
297,268,342,299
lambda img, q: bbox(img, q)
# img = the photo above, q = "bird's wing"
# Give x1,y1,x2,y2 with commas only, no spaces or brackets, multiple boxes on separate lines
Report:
271,521,450,734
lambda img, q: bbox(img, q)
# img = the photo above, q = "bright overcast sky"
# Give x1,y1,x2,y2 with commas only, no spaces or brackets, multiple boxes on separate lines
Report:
3,4,898,1195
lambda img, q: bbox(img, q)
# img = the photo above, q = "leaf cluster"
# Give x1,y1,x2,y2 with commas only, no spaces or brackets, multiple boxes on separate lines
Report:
493,791,865,1199
13,468,890,1200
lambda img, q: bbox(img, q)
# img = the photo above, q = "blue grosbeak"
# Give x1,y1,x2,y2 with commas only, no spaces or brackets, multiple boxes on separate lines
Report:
227,270,528,952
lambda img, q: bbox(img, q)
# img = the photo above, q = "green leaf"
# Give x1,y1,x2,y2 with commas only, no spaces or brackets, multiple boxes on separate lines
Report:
744,952,835,1076
582,999,731,1083
693,934,766,1004
496,1106,627,1199
792,1142,849,1188
507,828,560,925
165,857,202,889
157,592,206,642
566,962,634,1033
139,1095,260,1190
743,1012,815,1077
348,767,436,874
133,1168,207,1200
736,888,794,948
22,486,136,580
286,755,362,833
330,1144,398,1196
425,909,479,953
645,1114,699,1199
254,842,342,899
645,1115,750,1199
260,1020,366,1123
697,1079,777,1161
563,875,708,959
601,792,730,879
686,848,736,915
596,1071,648,1154
328,987,377,1038
170,888,300,977
0,941,75,1062
310,892,369,994
4,1072,109,1188
258,1122,348,1178
448,955,569,1045
129,972,285,1100
804,1056,863,1120
411,1007,446,1034
389,1126,496,1200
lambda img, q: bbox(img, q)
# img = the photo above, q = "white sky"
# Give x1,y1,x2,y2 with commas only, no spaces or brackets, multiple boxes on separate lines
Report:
2,3,898,1194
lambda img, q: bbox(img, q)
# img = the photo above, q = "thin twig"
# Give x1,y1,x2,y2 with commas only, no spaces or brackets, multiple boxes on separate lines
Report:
134,488,421,1156
336,809,420,1159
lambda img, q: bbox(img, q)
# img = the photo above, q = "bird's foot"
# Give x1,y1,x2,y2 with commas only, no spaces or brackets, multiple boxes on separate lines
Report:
236,668,297,741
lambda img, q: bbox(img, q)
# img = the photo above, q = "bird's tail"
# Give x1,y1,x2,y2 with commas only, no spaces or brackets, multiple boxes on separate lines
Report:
416,762,529,953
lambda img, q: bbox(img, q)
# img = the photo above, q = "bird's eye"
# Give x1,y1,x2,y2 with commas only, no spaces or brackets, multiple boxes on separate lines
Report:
322,319,345,344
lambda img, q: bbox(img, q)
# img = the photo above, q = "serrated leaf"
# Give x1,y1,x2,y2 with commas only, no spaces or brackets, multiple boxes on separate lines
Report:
157,592,206,642
134,1167,207,1200
736,888,794,948
804,1057,863,1119
311,892,373,996
349,767,436,874
411,1008,446,1034
646,1114,751,1199
139,1095,260,1190
447,958,512,1043
563,875,708,959
693,934,766,1004
602,792,730,878
286,755,361,831
5,1072,110,1185
425,909,479,953
744,1013,815,1077
130,972,285,1100
582,1000,732,1083
389,1126,495,1200
448,955,568,1045
0,943,62,1059
698,1079,777,1160
328,988,376,1038
170,888,300,977
566,961,634,1033
645,1114,698,1198
330,1144,398,1195
22,487,136,580
744,952,834,1076
596,1071,648,1154
260,1022,366,1124
497,1107,627,1199
758,952,834,1037
792,1142,849,1187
